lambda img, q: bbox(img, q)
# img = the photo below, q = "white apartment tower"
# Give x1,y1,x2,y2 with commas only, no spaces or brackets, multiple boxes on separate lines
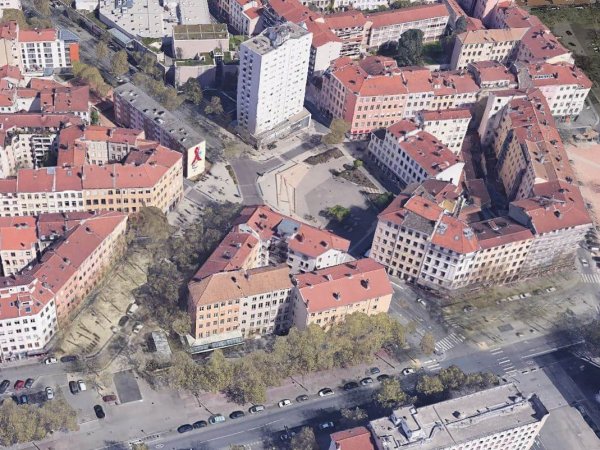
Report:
237,22,312,148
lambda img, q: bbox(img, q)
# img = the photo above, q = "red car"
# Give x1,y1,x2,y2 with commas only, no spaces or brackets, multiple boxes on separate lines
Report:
102,394,117,403
13,380,24,390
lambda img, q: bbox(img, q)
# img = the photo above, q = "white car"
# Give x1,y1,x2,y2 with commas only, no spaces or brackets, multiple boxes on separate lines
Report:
133,323,143,334
402,368,415,376
319,421,334,430
45,387,54,400
78,380,87,391
581,258,590,267
278,399,291,408
545,286,557,293
318,388,334,397
44,357,57,364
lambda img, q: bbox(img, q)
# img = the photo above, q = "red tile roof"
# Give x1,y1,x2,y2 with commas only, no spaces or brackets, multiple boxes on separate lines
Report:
0,65,22,81
469,60,517,84
330,427,376,450
521,25,571,62
470,216,533,249
520,62,592,89
0,113,82,131
325,10,367,29
18,28,57,42
431,215,479,254
0,216,37,251
0,21,18,40
366,3,449,28
418,108,471,122
295,258,392,313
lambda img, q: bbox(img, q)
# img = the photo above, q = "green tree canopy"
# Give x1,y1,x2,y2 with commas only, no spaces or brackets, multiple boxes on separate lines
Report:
416,374,445,396
420,332,436,355
182,78,203,105
395,29,424,66
322,118,349,145
112,50,129,77
291,427,318,450
376,378,407,409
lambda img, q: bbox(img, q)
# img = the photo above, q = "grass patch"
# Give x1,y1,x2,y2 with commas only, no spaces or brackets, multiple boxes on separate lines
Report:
229,35,246,51
304,147,343,165
530,5,600,28
422,42,448,65
334,167,377,190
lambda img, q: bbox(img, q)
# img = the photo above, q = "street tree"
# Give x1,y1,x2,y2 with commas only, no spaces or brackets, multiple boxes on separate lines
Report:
325,205,350,222
395,29,424,66
0,9,29,28
341,406,368,425
290,427,319,450
159,86,183,110
182,78,203,105
416,375,445,396
71,61,110,98
322,118,349,145
376,378,407,409
96,41,109,61
201,349,233,392
90,109,100,125
171,312,191,336
390,0,411,8
420,332,436,355
439,365,467,391
112,50,129,77
227,357,267,404
33,0,51,17
169,351,203,394
205,96,224,115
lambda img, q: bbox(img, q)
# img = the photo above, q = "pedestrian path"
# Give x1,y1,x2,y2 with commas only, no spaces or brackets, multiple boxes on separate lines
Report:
435,332,465,353
489,347,517,376
581,273,600,283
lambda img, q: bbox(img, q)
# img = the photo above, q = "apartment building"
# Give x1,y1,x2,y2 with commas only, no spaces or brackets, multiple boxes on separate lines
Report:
171,24,230,59
0,113,84,176
57,125,145,167
318,57,484,140
214,0,261,37
237,23,312,147
15,26,80,74
450,28,527,70
489,5,572,65
0,144,183,217
113,83,206,178
324,11,368,58
468,60,518,91
415,108,471,154
490,89,574,201
292,258,393,330
369,383,548,449
510,181,591,276
261,0,342,75
365,4,450,48
515,62,591,120
477,88,525,146
0,211,127,361
368,120,464,188
187,264,293,339
0,216,37,275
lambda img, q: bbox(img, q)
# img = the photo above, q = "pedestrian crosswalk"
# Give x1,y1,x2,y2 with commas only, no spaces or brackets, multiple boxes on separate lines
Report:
490,347,517,375
435,332,466,352
581,273,600,284
421,359,441,371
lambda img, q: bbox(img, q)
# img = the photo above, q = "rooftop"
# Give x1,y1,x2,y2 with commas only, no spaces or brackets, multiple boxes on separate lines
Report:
172,23,229,41
370,384,548,449
458,27,528,45
295,258,393,313
242,22,310,56
366,3,449,28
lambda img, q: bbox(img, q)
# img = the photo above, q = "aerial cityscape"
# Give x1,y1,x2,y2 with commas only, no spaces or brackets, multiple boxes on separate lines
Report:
0,0,598,448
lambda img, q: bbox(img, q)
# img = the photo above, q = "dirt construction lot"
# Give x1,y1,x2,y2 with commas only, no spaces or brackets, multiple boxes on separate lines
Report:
566,143,600,224
55,249,151,358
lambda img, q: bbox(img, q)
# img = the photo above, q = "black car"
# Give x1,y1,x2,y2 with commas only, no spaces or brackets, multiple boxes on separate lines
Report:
377,374,390,382
24,378,34,389
177,424,193,434
343,381,359,391
0,379,9,394
118,316,129,327
94,405,105,419
60,355,78,363
192,420,208,429
230,410,245,419
296,394,309,402
69,380,79,394
19,394,28,405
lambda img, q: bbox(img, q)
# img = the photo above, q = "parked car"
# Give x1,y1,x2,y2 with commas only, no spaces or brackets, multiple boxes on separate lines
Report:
369,367,381,375
45,387,54,400
44,357,57,364
249,405,265,414
192,420,208,429
545,286,557,293
118,316,129,327
295,395,309,402
280,430,296,441
318,388,334,397
581,258,590,267
360,377,373,386
230,410,245,419
278,399,292,408
78,380,87,391
377,374,390,382
13,380,25,390
94,405,105,419
402,368,415,376
19,394,28,404
102,394,117,403
0,379,10,394
69,381,79,394
60,355,78,363
319,421,335,430
416,298,427,307
343,381,359,391
24,378,34,389
132,323,144,334
177,424,193,433
208,414,226,424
